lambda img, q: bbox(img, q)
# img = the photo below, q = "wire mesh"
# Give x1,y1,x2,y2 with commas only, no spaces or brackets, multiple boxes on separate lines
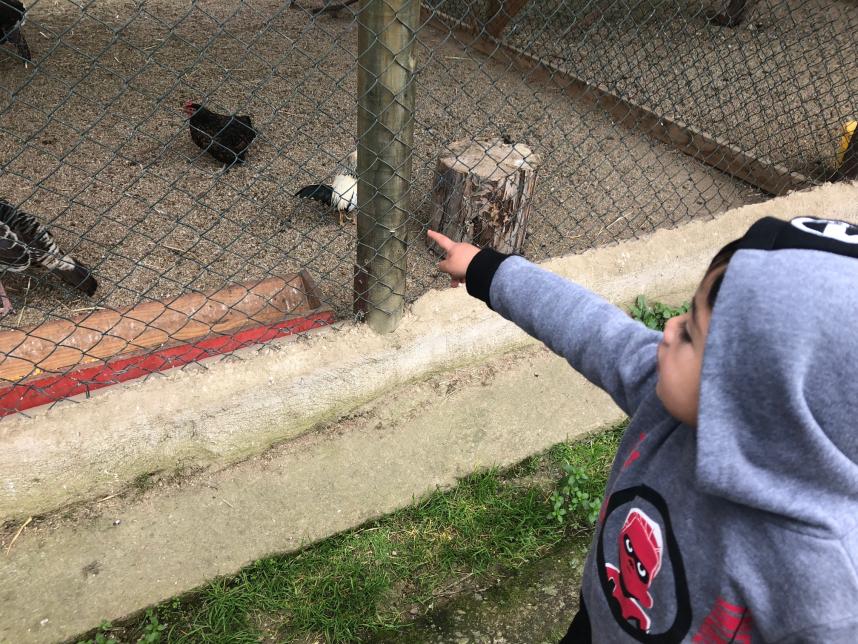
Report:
0,0,855,416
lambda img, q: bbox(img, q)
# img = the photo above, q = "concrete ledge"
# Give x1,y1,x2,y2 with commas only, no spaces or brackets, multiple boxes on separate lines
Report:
0,340,624,644
1,180,857,524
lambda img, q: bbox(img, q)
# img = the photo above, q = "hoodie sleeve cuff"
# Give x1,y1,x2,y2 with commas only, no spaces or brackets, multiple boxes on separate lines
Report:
466,248,513,309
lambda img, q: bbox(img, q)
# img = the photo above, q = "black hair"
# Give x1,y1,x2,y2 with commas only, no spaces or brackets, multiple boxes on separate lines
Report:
704,239,742,311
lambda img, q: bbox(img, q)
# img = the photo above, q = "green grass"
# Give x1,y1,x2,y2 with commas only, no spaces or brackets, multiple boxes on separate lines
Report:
629,295,690,331
78,424,625,644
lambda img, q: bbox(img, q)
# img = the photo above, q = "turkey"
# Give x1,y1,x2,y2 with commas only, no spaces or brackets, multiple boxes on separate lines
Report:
294,150,357,226
0,200,97,316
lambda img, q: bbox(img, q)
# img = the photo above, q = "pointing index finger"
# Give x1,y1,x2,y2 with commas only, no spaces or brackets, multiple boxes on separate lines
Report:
427,229,453,252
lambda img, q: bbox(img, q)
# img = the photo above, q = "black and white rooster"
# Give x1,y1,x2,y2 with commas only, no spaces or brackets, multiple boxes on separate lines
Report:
0,200,97,316
294,150,357,226
0,0,31,63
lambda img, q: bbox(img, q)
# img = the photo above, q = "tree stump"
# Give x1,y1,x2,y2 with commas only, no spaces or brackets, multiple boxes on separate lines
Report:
429,138,540,255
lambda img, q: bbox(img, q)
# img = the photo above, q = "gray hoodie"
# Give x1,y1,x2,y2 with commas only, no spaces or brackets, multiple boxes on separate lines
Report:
467,218,858,641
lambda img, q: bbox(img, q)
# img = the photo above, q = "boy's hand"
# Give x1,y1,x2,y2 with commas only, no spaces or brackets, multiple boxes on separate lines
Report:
427,229,480,288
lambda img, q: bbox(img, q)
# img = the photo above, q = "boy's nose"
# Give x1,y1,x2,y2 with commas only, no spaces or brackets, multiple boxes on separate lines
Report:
662,314,681,344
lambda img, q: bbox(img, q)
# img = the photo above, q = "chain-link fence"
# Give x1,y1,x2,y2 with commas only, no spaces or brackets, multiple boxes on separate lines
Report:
0,0,855,416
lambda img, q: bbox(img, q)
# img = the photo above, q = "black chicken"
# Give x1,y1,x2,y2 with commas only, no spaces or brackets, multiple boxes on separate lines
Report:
0,0,31,62
183,101,256,169
0,199,97,316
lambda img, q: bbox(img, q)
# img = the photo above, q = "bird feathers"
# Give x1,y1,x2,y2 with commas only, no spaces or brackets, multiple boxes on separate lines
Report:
0,0,30,61
297,176,356,212
0,200,97,296
295,151,358,225
185,103,257,167
295,184,335,205
330,173,357,211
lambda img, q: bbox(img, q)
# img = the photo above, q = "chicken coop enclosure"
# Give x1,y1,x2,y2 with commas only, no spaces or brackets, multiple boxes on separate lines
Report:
0,0,855,416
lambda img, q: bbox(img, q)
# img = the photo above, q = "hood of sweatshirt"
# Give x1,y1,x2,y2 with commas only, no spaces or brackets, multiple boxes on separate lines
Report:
696,217,858,533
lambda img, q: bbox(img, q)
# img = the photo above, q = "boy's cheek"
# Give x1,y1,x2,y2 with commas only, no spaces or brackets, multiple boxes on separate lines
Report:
654,373,689,424
654,376,668,407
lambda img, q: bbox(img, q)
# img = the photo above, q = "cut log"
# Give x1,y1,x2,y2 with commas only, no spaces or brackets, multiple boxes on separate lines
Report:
429,138,540,255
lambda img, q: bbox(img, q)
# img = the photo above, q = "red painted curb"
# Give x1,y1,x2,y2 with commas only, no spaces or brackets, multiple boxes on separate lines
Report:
0,310,335,418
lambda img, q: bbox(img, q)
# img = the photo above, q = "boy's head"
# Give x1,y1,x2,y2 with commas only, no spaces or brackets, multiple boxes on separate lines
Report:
655,216,858,427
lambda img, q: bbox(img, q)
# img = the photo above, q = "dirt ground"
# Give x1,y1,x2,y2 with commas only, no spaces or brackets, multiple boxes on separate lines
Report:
0,0,764,332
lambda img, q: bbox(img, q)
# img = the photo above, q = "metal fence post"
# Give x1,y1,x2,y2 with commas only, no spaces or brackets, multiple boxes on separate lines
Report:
355,0,419,333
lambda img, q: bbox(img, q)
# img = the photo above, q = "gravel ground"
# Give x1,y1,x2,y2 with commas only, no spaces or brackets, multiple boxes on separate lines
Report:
486,0,857,175
0,0,762,331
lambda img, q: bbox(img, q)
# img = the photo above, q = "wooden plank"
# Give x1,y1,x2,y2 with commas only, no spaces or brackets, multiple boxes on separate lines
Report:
0,310,335,417
421,7,811,196
485,0,533,39
0,273,323,383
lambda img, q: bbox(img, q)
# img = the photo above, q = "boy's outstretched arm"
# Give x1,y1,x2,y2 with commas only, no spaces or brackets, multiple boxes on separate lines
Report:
428,230,661,416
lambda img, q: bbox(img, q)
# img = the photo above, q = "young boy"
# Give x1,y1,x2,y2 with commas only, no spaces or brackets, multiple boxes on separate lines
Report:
428,215,858,642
